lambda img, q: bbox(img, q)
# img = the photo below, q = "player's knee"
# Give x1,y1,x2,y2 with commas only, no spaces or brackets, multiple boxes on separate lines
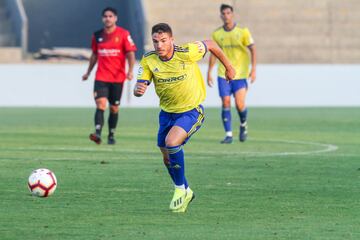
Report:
96,105,106,111
222,100,231,108
237,102,246,111
95,100,107,111
165,138,181,147
110,105,119,113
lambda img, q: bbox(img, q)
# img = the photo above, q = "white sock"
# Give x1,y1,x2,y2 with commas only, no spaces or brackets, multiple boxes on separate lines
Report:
226,131,233,137
175,184,185,189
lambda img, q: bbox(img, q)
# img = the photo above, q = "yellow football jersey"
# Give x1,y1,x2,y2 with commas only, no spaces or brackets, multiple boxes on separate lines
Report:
137,41,207,113
212,25,254,79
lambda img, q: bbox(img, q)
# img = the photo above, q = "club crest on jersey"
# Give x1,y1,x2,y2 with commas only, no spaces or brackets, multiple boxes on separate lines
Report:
137,66,144,77
153,67,159,72
194,41,205,53
98,37,103,42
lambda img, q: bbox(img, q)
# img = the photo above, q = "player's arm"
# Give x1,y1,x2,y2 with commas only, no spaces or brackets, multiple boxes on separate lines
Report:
83,36,98,81
243,28,256,83
126,51,136,80
134,57,152,97
248,44,257,83
82,53,97,81
124,32,137,81
207,53,216,87
203,40,235,81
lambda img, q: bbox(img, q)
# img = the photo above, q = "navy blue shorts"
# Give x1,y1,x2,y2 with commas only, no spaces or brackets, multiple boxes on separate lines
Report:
217,77,248,97
157,105,205,147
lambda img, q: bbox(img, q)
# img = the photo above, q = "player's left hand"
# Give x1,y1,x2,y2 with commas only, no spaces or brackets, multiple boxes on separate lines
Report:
126,71,134,81
249,69,256,83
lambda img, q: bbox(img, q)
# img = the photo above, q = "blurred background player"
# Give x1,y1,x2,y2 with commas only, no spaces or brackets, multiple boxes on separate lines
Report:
82,7,137,145
134,23,235,212
207,4,257,144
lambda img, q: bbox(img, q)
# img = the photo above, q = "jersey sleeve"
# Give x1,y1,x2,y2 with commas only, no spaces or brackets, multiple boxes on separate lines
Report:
186,41,208,62
211,32,218,44
123,31,137,53
137,56,152,85
91,35,97,54
243,28,254,47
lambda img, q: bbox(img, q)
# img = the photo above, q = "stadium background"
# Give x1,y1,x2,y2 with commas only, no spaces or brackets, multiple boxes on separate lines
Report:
0,0,359,107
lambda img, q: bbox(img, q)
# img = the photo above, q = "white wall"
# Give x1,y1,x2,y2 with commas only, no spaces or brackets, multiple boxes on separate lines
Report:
0,64,359,107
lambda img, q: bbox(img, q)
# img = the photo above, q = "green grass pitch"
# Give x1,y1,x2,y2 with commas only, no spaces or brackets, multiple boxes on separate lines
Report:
0,107,359,240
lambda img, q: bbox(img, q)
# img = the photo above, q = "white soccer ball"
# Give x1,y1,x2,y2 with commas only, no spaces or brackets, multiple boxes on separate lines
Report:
28,168,57,197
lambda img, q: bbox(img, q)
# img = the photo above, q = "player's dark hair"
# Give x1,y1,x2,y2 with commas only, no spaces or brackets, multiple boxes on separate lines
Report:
220,4,233,12
102,7,117,16
151,23,173,36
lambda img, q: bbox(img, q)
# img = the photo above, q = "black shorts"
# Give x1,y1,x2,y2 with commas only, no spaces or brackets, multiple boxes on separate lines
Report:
94,80,124,106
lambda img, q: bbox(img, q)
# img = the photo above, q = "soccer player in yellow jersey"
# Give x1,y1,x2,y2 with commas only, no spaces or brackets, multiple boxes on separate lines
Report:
207,4,257,143
134,23,235,212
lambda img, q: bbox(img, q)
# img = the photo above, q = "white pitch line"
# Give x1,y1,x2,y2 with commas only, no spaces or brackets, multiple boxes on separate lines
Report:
0,138,339,159
187,138,339,157
239,138,339,157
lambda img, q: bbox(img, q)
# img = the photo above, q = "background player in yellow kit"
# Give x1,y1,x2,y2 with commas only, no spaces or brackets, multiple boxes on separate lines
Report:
207,4,257,143
134,23,235,212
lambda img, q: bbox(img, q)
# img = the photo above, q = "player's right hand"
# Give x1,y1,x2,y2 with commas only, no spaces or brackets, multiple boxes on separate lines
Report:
207,73,214,87
225,65,236,81
82,73,90,81
134,82,147,97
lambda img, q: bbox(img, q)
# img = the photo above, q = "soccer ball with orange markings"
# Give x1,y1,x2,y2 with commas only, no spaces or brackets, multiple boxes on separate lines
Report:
28,168,57,197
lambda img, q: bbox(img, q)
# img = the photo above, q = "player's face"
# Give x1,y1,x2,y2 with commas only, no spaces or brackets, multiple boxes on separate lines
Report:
152,32,174,58
221,8,234,24
102,11,117,28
